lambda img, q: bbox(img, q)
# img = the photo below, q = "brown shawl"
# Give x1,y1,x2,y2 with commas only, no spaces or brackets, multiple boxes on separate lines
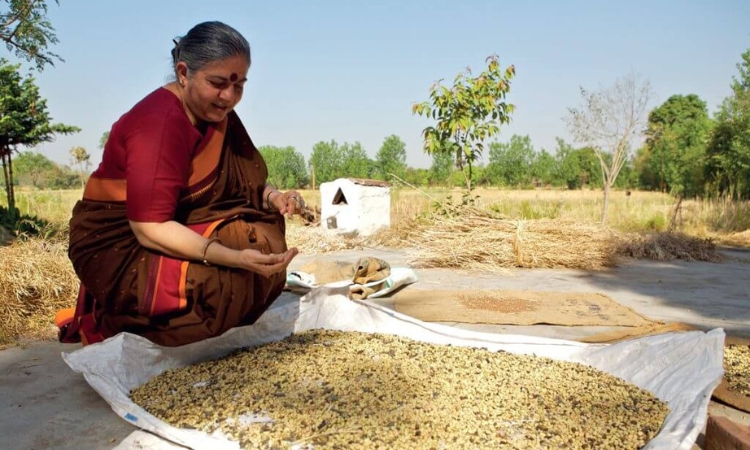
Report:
60,111,288,347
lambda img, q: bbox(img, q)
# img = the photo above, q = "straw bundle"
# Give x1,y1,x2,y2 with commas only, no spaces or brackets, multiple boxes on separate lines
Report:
405,207,622,271
0,236,78,345
618,232,723,263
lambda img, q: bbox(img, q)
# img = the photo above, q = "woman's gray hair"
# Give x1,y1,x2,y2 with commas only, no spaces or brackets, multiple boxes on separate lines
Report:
171,21,250,75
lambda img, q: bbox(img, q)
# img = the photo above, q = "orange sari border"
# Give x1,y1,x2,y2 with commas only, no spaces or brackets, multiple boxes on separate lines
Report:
83,178,127,202
188,118,227,186
82,117,227,204
138,218,227,318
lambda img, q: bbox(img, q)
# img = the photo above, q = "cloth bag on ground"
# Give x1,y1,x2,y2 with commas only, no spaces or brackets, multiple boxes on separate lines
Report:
286,257,417,300
286,260,356,289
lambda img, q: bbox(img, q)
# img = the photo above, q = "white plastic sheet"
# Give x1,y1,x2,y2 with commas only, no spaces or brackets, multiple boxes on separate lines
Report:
62,288,725,450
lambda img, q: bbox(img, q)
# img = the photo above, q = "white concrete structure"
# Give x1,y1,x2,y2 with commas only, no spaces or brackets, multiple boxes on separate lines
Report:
319,178,391,236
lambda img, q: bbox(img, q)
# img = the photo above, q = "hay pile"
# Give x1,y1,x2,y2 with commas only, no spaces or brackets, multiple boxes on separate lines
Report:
0,236,78,345
404,207,621,271
618,232,723,262
402,207,724,271
285,222,410,254
286,224,365,253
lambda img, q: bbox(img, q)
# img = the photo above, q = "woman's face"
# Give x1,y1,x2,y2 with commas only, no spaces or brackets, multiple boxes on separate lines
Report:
178,55,249,124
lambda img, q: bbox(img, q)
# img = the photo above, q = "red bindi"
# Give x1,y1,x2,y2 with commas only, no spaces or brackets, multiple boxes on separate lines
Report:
230,73,238,82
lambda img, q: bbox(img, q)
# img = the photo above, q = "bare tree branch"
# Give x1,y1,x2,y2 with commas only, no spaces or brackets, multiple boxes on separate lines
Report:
564,72,653,224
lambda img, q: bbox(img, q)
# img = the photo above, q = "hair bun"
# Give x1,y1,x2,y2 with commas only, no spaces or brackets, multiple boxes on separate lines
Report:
171,38,181,64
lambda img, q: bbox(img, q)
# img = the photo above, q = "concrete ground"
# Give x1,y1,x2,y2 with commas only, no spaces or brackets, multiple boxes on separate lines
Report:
1,247,749,450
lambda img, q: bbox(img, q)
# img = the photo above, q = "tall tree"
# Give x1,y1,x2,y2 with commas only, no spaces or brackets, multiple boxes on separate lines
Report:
340,142,373,179
309,140,343,184
258,145,308,189
412,54,515,192
531,148,556,186
13,150,76,188
375,134,407,181
705,49,750,199
565,72,653,224
0,0,62,70
0,59,79,215
643,94,712,197
429,149,453,186
485,134,534,186
12,149,51,186
68,145,90,187
403,167,430,187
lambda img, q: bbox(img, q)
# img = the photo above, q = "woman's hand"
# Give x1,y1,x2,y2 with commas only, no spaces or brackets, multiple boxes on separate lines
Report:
237,247,299,278
271,190,306,219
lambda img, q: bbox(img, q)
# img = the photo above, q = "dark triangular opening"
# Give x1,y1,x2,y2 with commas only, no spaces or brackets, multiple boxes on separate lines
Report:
332,188,348,205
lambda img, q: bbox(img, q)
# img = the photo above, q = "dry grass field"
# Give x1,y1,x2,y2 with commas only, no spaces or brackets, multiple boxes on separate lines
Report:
296,186,750,243
0,185,746,345
3,186,750,239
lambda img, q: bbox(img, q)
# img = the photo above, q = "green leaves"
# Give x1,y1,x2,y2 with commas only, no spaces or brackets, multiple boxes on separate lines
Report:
375,135,407,182
0,59,79,149
641,94,712,197
0,1,62,71
308,140,375,184
705,49,750,199
258,146,309,189
411,54,516,192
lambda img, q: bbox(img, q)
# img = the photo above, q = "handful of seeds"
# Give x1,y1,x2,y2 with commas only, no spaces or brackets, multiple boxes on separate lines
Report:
130,330,669,449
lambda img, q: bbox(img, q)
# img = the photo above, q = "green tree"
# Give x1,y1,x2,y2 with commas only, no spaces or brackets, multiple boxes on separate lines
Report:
705,49,750,199
13,149,76,188
258,145,308,189
69,145,90,187
554,138,579,189
643,94,712,197
632,146,659,191
485,134,534,186
340,142,373,179
12,149,52,186
565,72,653,224
429,149,453,186
555,138,601,190
309,140,343,185
531,148,556,186
413,54,515,192
0,59,79,217
403,167,430,187
0,0,62,70
375,134,407,181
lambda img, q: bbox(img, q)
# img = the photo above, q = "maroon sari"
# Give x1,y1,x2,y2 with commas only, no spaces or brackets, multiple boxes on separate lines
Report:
59,111,287,347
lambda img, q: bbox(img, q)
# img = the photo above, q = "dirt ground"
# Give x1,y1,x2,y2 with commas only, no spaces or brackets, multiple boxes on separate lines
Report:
1,247,748,450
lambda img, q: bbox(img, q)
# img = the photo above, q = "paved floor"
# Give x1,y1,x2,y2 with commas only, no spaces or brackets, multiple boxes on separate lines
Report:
1,247,749,449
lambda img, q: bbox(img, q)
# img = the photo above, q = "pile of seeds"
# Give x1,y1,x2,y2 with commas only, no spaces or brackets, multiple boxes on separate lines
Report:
724,343,750,397
130,330,669,449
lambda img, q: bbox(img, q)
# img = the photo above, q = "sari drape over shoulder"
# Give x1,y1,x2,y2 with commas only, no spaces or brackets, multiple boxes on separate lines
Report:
58,98,287,347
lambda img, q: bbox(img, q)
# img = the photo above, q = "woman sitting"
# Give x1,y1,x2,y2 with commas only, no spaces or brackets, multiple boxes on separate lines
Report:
56,21,302,347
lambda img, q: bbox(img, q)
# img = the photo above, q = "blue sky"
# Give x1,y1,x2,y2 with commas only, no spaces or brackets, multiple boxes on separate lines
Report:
15,0,750,169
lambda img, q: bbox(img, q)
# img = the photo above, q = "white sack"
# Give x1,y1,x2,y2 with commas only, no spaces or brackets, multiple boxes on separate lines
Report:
62,289,724,450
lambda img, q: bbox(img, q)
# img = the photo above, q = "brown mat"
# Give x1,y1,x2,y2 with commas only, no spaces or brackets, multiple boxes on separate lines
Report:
392,289,655,327
576,322,699,344
712,335,750,414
